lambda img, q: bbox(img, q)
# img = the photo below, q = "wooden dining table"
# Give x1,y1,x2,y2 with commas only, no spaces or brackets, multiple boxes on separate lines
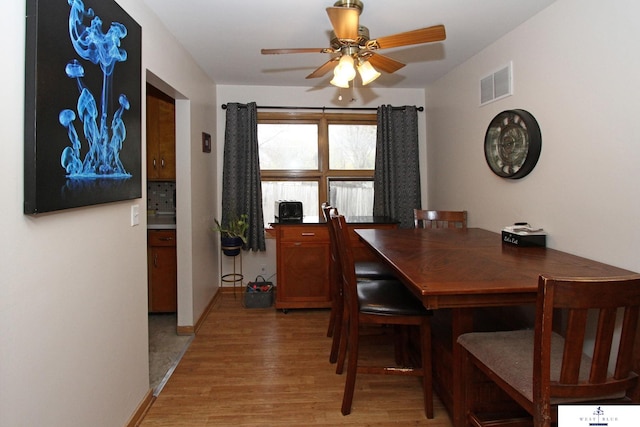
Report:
355,227,637,427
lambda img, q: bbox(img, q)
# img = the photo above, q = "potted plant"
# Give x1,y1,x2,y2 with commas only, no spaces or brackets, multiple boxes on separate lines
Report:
212,213,248,256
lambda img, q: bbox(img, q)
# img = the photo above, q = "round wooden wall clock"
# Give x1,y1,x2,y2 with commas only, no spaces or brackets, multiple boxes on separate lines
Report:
484,109,541,179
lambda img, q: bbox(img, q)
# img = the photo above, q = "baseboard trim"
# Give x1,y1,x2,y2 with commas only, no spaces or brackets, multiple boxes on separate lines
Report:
175,288,222,336
175,324,194,335
126,388,154,427
190,287,223,335
195,289,219,334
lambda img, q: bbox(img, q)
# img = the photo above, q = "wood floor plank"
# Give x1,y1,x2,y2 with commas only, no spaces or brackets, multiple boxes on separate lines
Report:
140,293,453,426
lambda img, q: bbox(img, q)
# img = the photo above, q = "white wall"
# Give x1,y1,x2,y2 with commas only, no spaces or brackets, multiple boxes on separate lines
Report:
425,0,640,273
215,85,427,283
0,1,217,425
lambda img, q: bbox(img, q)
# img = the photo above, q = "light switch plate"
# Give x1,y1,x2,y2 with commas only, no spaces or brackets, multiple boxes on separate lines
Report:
131,204,139,226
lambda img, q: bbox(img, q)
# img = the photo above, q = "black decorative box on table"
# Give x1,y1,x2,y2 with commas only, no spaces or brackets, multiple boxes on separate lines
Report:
501,226,546,247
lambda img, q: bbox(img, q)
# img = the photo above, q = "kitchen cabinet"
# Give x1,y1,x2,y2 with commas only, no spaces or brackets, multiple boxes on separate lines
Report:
146,84,175,181
148,229,177,312
271,218,398,311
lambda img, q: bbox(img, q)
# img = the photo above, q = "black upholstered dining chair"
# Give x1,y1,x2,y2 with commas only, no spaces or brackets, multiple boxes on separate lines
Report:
321,203,396,364
331,212,435,418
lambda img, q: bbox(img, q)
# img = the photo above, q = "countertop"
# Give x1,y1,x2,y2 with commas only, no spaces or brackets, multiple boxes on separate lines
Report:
147,213,176,230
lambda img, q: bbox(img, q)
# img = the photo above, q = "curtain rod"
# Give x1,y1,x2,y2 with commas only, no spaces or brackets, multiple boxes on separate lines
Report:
221,104,423,112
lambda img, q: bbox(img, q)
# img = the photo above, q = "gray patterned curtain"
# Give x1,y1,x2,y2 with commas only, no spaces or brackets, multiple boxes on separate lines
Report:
373,105,421,229
222,102,265,251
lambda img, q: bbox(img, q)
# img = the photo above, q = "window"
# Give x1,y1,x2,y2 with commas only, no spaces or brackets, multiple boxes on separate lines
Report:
258,112,376,224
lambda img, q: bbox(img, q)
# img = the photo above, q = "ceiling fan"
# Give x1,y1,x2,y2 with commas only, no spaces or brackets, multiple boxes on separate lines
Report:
261,0,446,87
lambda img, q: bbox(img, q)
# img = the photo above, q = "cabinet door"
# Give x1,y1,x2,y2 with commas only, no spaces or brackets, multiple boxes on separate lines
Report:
276,242,331,309
156,97,176,179
148,230,177,313
148,245,177,312
146,85,175,181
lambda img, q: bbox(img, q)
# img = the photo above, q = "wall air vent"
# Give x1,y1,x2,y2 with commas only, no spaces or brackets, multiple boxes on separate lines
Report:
480,62,512,106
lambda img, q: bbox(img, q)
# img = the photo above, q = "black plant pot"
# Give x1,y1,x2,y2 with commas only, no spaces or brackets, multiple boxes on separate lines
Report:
221,236,243,256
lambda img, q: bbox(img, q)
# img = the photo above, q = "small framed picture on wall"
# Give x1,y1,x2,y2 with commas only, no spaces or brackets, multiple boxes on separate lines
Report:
202,132,211,153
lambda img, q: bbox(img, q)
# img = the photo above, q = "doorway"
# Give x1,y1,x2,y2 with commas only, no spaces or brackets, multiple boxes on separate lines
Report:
146,80,185,393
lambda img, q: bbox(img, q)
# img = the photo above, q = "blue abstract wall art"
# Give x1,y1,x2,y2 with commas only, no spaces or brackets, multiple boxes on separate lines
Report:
24,0,142,214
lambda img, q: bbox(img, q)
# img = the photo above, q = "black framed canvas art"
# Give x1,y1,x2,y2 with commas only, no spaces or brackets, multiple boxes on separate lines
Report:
24,0,142,214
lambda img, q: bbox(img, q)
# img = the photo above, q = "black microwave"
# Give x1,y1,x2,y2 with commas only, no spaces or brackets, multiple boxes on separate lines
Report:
274,200,303,223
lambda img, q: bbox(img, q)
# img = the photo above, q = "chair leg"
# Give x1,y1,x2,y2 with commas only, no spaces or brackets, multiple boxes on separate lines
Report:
326,305,336,337
460,345,472,426
420,316,434,419
336,306,349,374
329,301,343,363
341,314,360,415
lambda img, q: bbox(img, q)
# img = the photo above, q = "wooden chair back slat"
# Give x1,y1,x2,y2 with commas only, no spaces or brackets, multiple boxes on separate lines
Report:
559,309,587,383
413,209,467,229
332,214,358,317
616,306,640,378
590,308,618,383
322,203,339,271
322,202,343,363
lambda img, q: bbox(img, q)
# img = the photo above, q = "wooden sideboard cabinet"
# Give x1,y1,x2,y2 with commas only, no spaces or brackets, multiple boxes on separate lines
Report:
272,217,398,311
147,229,177,312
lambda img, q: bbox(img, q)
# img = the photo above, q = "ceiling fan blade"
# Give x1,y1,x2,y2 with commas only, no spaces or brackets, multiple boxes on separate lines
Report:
306,58,339,79
372,25,446,50
367,53,405,74
261,48,331,55
326,6,359,40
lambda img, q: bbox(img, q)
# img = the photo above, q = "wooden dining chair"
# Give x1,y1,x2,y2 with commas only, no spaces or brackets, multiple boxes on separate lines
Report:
413,209,467,229
321,203,396,365
458,274,640,427
331,212,435,418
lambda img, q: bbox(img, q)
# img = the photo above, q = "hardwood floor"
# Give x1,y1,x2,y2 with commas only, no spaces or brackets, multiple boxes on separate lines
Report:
140,292,453,426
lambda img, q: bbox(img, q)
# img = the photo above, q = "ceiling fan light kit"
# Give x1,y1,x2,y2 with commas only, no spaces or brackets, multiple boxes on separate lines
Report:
335,54,356,79
261,0,446,88
329,46,380,87
357,59,381,85
330,61,351,88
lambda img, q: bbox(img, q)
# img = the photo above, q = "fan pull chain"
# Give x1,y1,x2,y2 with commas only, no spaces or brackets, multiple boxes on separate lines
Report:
336,83,356,103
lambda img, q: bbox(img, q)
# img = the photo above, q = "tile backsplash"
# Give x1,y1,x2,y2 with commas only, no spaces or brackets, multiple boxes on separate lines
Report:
148,181,176,213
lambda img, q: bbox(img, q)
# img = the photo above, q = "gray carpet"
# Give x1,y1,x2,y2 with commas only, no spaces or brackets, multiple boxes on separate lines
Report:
148,313,193,395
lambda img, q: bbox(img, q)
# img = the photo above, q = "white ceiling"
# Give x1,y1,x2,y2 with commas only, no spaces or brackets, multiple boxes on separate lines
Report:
142,0,556,89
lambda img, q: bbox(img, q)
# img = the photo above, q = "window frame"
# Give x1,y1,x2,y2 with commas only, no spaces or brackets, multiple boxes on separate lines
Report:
258,112,377,218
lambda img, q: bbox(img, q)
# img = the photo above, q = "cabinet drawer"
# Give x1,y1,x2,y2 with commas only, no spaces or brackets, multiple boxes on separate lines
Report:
148,230,176,246
279,226,329,242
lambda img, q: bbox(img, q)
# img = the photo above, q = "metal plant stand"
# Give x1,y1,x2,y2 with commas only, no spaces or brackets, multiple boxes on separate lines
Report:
220,245,243,298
